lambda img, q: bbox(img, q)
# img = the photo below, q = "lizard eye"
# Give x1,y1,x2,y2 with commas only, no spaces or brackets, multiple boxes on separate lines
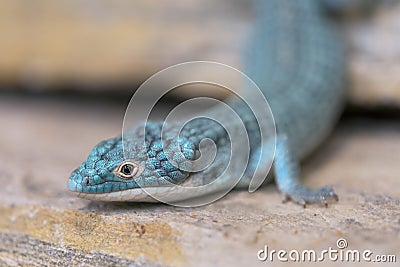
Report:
115,161,139,179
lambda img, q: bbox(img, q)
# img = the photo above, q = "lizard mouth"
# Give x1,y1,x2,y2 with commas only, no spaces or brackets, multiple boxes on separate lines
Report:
72,188,158,202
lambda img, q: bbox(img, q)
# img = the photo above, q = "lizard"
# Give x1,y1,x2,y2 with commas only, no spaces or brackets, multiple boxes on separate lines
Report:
68,0,346,207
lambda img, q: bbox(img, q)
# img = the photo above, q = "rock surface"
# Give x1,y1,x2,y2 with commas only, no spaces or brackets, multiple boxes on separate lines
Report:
0,94,399,266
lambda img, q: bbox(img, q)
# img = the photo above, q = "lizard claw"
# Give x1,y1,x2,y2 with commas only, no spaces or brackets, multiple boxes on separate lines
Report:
282,186,338,208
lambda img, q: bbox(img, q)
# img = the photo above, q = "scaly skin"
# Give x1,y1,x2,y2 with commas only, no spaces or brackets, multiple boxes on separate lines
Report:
68,0,345,206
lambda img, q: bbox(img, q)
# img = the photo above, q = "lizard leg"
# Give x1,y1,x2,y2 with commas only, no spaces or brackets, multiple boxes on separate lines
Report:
273,135,338,207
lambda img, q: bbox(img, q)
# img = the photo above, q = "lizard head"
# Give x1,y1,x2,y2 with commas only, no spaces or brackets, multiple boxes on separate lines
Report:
67,128,196,201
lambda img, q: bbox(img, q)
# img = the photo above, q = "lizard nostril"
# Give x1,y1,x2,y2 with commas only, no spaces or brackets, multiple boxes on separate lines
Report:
84,176,90,186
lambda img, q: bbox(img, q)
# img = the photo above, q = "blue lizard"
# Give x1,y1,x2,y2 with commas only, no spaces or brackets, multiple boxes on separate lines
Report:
68,0,345,207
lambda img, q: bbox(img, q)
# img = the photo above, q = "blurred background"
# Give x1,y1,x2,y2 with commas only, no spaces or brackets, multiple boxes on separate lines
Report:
0,0,251,95
1,0,399,105
0,1,399,266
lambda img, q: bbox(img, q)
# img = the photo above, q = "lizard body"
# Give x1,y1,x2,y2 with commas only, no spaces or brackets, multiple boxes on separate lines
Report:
68,0,345,206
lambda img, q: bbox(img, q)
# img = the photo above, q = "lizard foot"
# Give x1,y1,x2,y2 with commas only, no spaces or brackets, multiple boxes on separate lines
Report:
273,135,339,208
282,186,338,208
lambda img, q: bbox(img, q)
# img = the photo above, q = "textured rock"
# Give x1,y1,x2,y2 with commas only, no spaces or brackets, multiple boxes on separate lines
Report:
0,95,399,266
